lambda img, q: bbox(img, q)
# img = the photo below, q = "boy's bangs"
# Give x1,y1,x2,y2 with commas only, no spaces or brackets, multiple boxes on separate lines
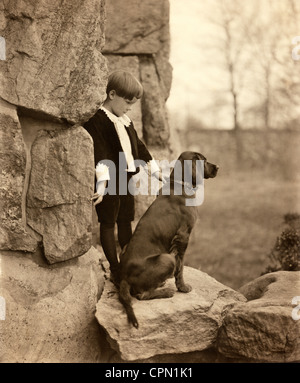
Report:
124,82,143,100
108,71,143,100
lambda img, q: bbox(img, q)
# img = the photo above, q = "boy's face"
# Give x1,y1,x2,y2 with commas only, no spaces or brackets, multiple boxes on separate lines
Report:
108,91,137,117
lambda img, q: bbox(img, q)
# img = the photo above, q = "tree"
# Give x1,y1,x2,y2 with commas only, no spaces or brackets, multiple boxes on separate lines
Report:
245,0,300,131
206,0,258,160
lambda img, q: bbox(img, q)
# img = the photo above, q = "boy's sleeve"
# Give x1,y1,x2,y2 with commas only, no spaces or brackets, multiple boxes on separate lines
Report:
84,114,108,165
136,135,153,164
96,162,110,181
135,134,160,176
84,114,111,188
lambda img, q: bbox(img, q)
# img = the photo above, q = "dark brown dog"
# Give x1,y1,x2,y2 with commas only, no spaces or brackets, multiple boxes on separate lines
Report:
119,151,219,328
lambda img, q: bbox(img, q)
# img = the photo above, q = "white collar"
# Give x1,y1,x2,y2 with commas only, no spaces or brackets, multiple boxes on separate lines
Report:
100,105,131,127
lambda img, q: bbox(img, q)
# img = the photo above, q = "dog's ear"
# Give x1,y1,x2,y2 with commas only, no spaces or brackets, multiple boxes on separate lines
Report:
191,156,198,187
181,156,197,187
191,154,205,187
171,153,202,187
194,152,206,161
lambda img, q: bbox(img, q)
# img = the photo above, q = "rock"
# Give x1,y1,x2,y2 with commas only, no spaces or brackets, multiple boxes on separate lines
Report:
218,271,300,362
140,56,170,146
0,0,107,124
0,99,37,252
95,265,246,361
26,126,94,263
153,47,173,101
0,246,105,363
104,0,170,54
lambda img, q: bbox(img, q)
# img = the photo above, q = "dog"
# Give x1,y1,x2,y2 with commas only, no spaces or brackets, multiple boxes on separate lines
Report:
118,151,219,328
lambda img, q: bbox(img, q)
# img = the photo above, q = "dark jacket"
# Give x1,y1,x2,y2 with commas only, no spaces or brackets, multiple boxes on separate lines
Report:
84,109,152,175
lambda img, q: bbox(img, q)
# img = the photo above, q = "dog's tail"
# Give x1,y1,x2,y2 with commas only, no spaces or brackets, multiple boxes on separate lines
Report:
119,279,139,329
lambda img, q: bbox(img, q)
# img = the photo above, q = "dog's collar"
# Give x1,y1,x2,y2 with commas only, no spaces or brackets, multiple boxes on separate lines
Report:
171,180,199,192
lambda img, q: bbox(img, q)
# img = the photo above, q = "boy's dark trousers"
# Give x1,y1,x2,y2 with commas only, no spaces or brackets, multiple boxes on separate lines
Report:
100,220,132,284
97,174,135,285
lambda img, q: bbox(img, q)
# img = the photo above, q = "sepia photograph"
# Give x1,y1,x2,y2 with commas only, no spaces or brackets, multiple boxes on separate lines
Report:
0,0,299,368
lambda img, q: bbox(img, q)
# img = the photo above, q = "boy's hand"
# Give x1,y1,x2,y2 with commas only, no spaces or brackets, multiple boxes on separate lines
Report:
153,170,167,184
92,179,107,205
91,192,103,206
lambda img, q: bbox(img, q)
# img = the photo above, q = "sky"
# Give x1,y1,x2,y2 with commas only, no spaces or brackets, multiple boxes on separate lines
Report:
167,0,300,131
167,0,235,129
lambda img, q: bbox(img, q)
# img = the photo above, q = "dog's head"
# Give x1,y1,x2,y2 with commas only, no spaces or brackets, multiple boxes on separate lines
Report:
171,151,219,187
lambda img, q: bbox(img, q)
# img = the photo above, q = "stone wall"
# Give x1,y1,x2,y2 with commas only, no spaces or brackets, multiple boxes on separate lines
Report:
0,0,108,260
0,0,108,362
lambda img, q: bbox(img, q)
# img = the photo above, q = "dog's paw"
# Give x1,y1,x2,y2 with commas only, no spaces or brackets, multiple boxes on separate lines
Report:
162,287,175,298
177,283,192,293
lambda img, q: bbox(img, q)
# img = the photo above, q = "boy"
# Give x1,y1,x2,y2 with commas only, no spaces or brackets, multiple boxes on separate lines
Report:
84,70,163,285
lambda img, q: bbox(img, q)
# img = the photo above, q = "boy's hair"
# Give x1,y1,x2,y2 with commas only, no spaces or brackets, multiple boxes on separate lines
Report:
106,70,143,100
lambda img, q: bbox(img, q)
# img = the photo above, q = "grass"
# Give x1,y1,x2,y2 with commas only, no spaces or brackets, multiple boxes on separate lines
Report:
184,171,300,290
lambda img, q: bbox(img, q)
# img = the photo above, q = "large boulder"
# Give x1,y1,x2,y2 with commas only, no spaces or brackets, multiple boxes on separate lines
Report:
0,0,108,263
26,126,94,263
0,0,107,124
0,247,104,363
95,264,246,361
104,0,170,55
0,99,37,252
140,56,170,146
217,271,300,362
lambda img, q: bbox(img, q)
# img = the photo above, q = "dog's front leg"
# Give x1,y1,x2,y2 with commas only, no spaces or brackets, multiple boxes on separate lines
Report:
175,254,192,293
170,229,192,293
